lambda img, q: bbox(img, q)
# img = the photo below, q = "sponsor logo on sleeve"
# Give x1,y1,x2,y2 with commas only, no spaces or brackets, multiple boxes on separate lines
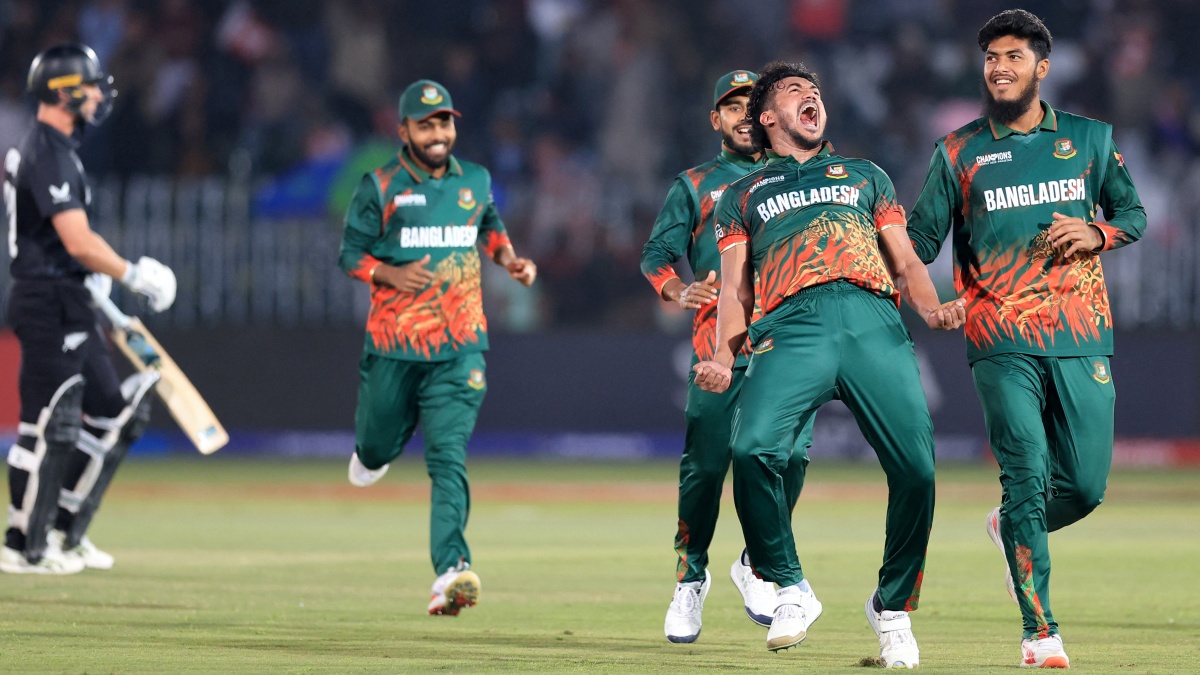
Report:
1053,138,1077,160
49,182,71,204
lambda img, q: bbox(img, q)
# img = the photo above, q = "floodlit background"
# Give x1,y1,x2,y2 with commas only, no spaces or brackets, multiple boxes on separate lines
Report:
1,0,1197,464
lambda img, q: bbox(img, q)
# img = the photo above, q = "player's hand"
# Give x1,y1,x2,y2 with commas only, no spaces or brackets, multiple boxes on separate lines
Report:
925,298,966,331
678,271,718,310
693,360,733,393
375,255,436,292
84,272,112,300
1047,212,1103,260
506,257,537,286
121,256,176,312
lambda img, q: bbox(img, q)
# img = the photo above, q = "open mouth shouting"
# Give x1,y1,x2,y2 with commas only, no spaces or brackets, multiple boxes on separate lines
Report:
798,101,820,132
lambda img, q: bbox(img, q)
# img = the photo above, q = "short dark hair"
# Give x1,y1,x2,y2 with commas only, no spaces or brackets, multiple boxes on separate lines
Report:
978,9,1053,61
746,61,820,151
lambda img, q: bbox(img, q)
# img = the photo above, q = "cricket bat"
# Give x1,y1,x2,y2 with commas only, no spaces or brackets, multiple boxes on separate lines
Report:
89,290,229,454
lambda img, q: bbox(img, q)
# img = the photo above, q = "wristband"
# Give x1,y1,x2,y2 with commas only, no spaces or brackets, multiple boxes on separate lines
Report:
368,264,381,284
120,259,135,283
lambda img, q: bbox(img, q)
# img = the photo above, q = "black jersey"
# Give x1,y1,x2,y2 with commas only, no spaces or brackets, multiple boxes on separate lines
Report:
4,121,90,282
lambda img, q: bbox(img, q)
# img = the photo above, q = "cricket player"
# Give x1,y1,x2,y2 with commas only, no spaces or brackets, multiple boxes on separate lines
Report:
694,61,965,663
907,9,1146,669
641,69,813,643
338,79,536,616
3,43,176,574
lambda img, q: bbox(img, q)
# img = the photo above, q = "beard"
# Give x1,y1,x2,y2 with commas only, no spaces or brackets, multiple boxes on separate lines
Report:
722,128,757,156
785,125,823,151
982,74,1040,126
409,140,453,170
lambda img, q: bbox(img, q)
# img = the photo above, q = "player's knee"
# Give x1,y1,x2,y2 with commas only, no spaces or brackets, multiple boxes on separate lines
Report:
45,377,85,447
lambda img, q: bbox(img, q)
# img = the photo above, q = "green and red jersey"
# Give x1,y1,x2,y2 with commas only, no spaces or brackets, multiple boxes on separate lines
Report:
641,149,763,364
714,143,905,319
338,147,511,362
908,101,1146,363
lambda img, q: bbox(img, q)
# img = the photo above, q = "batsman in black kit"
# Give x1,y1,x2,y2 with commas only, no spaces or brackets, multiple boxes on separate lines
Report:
2,44,177,574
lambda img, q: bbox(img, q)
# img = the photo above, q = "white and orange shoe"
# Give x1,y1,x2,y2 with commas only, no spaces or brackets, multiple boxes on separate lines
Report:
986,507,1019,604
1021,634,1070,668
427,562,480,616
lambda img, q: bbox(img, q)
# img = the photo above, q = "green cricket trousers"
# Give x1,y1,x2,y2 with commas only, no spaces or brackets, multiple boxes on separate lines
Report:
730,281,935,611
354,351,487,573
675,365,812,584
972,353,1115,639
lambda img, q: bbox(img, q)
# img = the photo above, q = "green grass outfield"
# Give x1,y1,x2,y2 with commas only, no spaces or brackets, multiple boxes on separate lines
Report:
0,457,1197,674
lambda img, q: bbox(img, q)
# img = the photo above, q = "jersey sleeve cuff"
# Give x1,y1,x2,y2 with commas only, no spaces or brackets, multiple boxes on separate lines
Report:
348,255,385,283
718,234,749,253
480,230,513,259
645,266,680,295
874,205,907,232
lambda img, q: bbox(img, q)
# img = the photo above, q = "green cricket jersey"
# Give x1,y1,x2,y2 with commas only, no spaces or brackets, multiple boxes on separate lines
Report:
908,101,1146,363
339,147,512,362
641,148,762,364
714,142,905,320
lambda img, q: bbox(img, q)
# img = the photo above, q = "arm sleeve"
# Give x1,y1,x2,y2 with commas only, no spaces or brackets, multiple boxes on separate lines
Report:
640,178,697,294
31,151,85,218
869,163,906,231
338,173,386,283
714,185,749,253
906,147,960,264
477,173,513,259
1093,139,1146,252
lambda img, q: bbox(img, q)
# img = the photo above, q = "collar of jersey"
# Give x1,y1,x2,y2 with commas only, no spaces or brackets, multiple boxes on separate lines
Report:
398,146,463,183
39,121,79,149
719,147,762,168
988,100,1057,139
765,141,835,166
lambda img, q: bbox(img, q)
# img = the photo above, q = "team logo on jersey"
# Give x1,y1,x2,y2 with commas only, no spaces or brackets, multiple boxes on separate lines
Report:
467,369,486,390
753,337,774,354
1114,151,1124,167
1053,139,1077,160
49,182,71,204
730,71,752,86
825,164,847,179
420,86,443,105
457,188,476,209
1092,361,1111,384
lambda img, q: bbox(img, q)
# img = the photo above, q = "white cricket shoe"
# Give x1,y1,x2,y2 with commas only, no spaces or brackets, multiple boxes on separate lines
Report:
664,569,711,643
765,580,823,651
987,506,1019,603
49,530,114,570
0,545,85,575
730,551,776,627
1021,634,1070,669
427,561,481,616
865,591,920,669
348,452,388,487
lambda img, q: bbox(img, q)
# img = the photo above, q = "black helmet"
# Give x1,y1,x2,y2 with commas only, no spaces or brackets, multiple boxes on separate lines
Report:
27,43,116,124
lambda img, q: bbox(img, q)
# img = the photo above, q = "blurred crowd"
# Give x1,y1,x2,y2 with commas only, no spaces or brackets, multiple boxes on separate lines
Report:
2,0,1197,331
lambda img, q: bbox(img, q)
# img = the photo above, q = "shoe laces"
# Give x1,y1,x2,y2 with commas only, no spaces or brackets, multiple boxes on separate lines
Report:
670,585,700,614
774,602,803,622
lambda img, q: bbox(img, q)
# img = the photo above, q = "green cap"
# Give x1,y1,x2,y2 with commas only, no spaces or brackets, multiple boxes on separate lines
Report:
713,70,758,108
398,79,461,121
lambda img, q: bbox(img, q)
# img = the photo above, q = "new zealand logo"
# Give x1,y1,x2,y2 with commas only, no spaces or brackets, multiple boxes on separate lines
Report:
753,337,774,354
457,188,476,209
1053,138,1077,160
467,369,486,390
1092,361,1111,384
420,86,443,105
730,71,752,86
825,164,848,179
